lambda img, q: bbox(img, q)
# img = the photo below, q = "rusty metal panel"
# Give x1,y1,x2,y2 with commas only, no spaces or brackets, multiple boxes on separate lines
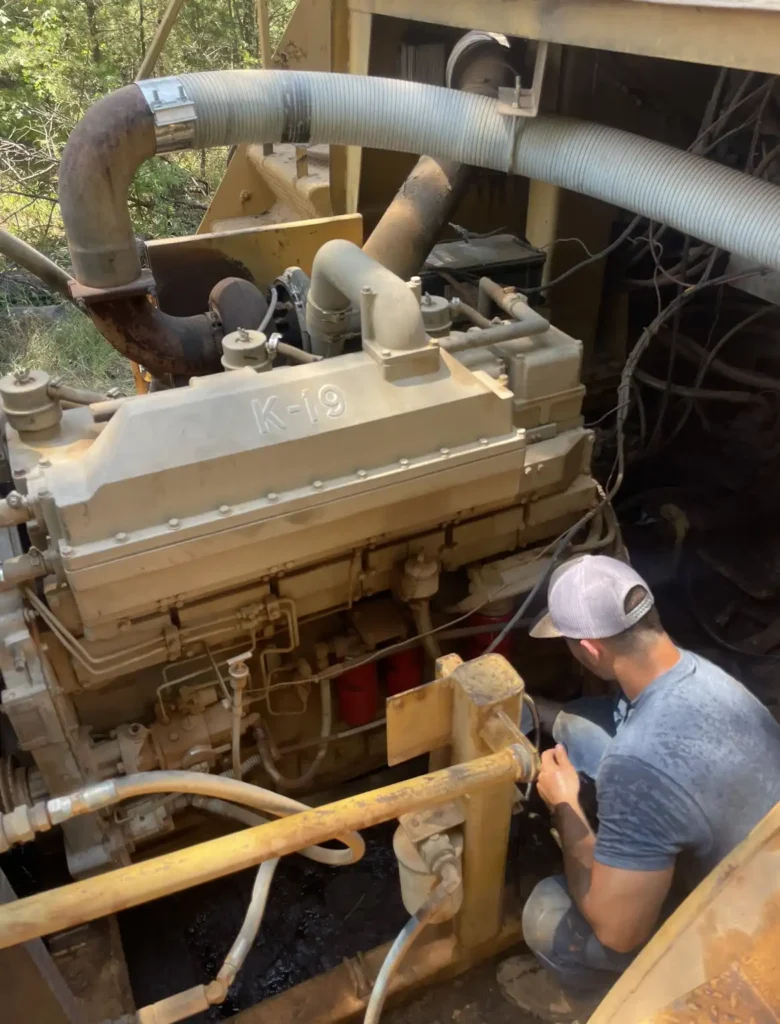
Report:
349,0,780,74
591,803,780,1024
146,214,363,316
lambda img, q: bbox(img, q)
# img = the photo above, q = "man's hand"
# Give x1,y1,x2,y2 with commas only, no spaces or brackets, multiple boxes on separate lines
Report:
537,743,580,810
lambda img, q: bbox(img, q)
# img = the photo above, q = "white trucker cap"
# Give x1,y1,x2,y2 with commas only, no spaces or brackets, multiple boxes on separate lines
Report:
530,554,654,640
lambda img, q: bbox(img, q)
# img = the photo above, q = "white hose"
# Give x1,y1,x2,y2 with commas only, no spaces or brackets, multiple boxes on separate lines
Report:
45,769,365,865
161,71,780,271
363,862,461,1024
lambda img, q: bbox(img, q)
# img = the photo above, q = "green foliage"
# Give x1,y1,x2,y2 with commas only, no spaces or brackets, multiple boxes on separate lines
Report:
0,307,135,392
0,0,296,389
1,0,297,256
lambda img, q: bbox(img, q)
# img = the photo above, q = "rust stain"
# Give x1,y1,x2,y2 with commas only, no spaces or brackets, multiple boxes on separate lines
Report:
648,893,780,1023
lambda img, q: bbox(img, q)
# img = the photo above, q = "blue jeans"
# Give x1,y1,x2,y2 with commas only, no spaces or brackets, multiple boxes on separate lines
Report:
522,696,636,999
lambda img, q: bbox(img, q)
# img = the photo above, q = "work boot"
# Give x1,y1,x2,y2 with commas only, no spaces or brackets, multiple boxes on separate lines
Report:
496,955,596,1022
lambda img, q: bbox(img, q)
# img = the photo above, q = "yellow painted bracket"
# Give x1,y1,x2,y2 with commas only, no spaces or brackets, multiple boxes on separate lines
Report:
386,653,533,766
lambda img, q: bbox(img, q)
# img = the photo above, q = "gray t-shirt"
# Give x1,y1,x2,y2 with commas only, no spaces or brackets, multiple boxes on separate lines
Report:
594,650,780,887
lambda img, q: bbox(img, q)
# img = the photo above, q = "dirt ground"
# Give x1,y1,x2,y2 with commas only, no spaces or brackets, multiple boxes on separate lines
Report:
385,959,537,1024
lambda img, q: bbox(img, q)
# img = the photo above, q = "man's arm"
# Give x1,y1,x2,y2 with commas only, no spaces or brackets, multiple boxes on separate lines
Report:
538,745,673,954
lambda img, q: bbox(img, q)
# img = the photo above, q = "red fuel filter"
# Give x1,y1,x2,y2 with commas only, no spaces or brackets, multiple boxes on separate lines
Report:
464,601,515,662
384,648,424,697
337,662,379,726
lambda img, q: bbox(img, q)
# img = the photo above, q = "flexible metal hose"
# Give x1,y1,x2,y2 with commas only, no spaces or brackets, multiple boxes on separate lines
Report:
179,73,780,270
61,71,780,290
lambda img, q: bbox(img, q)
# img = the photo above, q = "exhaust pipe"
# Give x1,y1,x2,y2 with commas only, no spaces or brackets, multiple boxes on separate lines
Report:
59,69,780,372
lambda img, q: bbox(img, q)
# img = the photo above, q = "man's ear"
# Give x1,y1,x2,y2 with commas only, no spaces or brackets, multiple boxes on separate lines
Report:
580,638,601,660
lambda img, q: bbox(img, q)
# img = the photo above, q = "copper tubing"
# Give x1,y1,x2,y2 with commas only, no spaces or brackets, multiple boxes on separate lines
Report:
0,748,529,950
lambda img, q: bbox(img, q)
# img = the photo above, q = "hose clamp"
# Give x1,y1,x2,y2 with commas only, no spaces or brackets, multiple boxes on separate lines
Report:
137,77,197,153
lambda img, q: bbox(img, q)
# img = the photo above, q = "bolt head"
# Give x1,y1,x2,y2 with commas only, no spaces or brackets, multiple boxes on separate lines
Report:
61,545,73,556
357,469,367,478
524,466,532,476
439,447,449,456
313,480,323,489
218,504,230,515
267,492,278,501
115,532,128,542
38,458,50,468
400,458,409,466
168,518,180,529
381,349,392,358
479,437,488,445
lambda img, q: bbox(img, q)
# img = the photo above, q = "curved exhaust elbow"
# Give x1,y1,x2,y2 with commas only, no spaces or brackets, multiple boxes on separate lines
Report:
59,85,156,290
307,239,428,355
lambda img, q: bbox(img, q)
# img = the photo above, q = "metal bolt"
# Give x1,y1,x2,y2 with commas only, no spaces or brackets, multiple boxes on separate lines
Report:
37,488,49,499
498,374,509,387
536,464,544,474
237,328,250,344
13,368,31,386
169,732,179,742
267,492,278,502
218,504,230,515
361,285,373,295
400,458,409,467
524,466,533,476
49,376,63,389
439,447,449,456
313,480,323,489
381,349,392,358
240,189,252,202
357,470,367,478
38,458,50,468
61,545,73,556
115,532,128,542
423,293,433,307
6,492,23,509
479,437,488,445
168,518,180,529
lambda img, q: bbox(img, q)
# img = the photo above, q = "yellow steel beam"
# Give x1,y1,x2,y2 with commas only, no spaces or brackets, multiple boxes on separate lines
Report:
0,748,529,952
349,0,780,74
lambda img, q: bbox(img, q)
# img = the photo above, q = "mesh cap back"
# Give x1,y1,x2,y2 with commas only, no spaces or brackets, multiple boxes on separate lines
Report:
530,554,654,640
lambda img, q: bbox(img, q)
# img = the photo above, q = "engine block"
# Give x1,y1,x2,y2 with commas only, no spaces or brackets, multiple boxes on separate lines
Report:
0,274,598,875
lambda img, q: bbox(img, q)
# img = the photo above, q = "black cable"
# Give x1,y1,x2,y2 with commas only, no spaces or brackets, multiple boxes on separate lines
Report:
685,555,780,661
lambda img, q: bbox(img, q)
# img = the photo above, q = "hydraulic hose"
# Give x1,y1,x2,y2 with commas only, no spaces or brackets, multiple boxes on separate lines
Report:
41,769,365,865
136,859,279,1024
363,861,461,1024
60,71,780,293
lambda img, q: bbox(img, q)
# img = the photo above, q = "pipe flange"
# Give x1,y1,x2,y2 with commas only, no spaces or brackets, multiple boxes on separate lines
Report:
136,77,197,153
